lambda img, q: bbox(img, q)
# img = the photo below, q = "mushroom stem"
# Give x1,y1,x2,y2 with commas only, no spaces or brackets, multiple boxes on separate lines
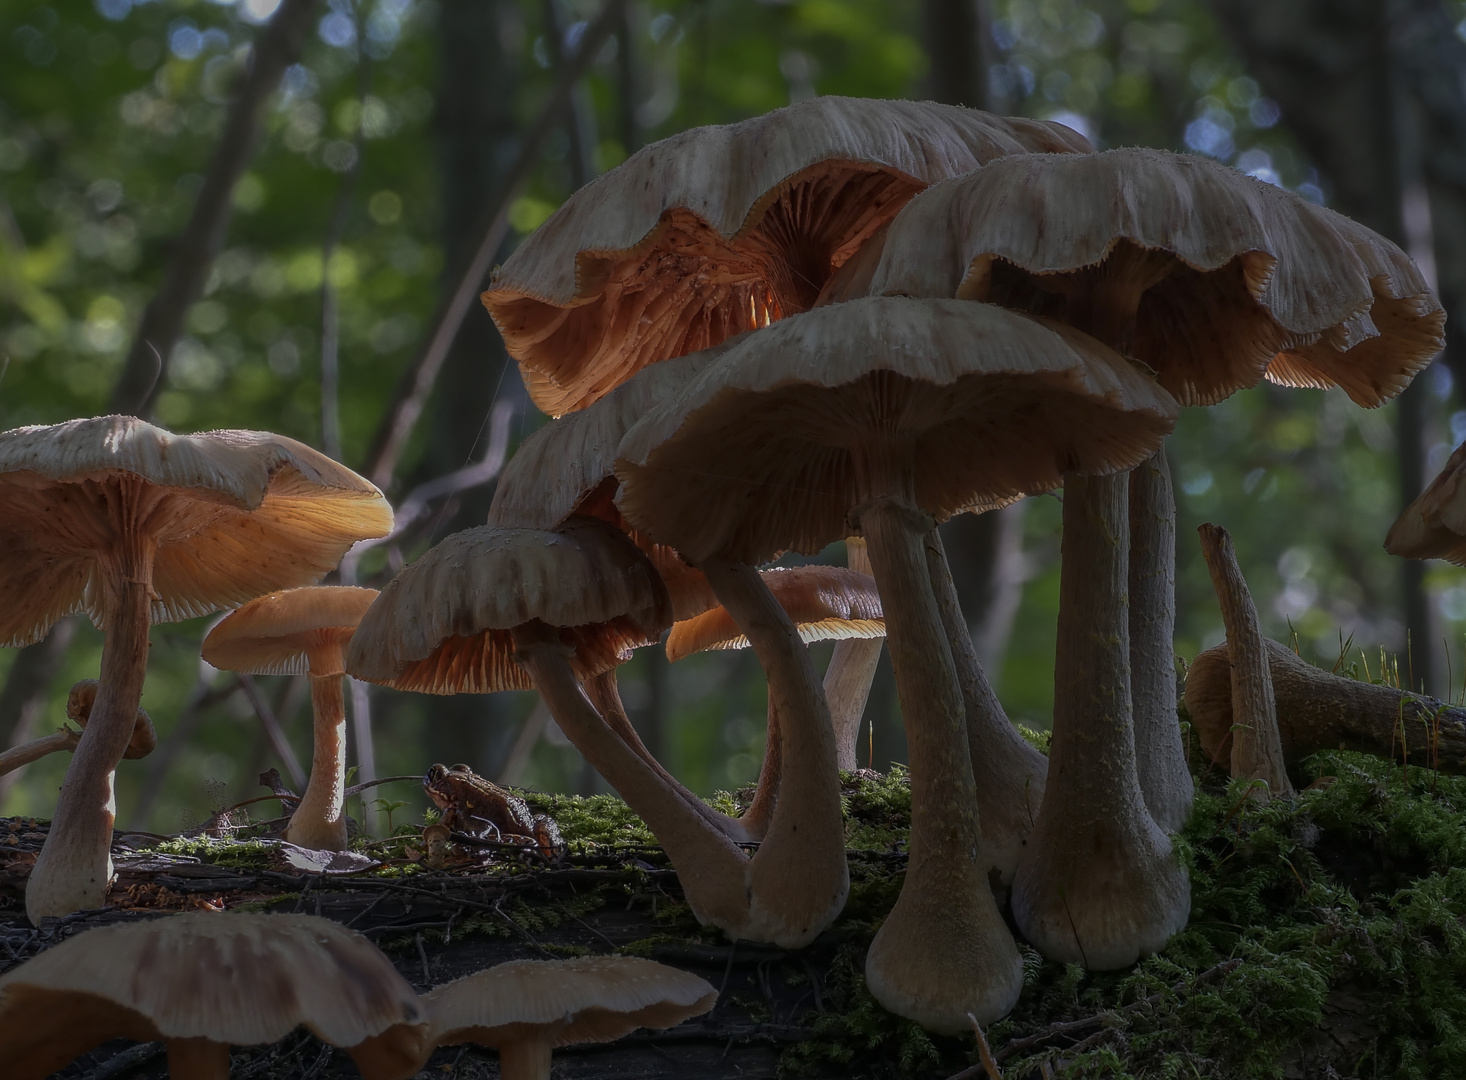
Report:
284,672,349,851
583,670,751,842
167,1037,231,1080
1013,473,1189,969
924,527,1047,885
825,538,881,771
27,521,157,923
1186,637,1466,772
0,730,80,778
1129,450,1194,831
512,623,753,936
855,488,1022,1032
1197,523,1293,799
736,697,780,840
697,558,848,945
497,1036,554,1080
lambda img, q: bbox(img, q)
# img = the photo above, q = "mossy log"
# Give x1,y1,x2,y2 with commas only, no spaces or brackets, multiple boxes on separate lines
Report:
1185,637,1466,773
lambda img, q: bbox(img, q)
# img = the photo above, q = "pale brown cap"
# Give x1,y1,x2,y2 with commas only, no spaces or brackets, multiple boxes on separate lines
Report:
616,296,1178,565
1387,440,1466,563
865,148,1444,407
424,956,716,1049
0,416,393,648
482,97,1092,416
65,679,155,759
346,517,671,694
667,565,883,662
201,586,380,677
0,912,426,1080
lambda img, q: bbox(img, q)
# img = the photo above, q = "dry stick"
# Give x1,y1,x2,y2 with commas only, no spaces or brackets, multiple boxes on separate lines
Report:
235,674,308,790
0,617,79,804
108,0,324,417
362,0,627,490
1196,524,1293,800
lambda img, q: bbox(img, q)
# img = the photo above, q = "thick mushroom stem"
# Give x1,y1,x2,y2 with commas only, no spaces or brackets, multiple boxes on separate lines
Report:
285,656,350,852
1129,450,1194,831
925,528,1047,886
825,538,882,771
583,671,752,842
854,476,1023,1031
27,526,156,923
497,1037,554,1080
167,1037,231,1080
0,730,80,777
511,623,754,938
1012,473,1189,969
696,558,848,946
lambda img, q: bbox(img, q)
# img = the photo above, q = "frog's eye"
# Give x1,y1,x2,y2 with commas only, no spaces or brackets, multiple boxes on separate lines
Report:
451,763,473,772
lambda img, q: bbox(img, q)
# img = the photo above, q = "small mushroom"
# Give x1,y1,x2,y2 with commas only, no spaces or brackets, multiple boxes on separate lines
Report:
0,415,391,921
418,956,716,1080
201,587,380,851
65,679,156,760
0,911,427,1080
666,564,884,838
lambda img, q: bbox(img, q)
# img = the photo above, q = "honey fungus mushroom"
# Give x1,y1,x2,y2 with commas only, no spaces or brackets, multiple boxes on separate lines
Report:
347,517,849,947
416,957,716,1080
482,96,1092,417
863,148,1444,834
615,296,1177,1031
0,912,427,1080
0,416,392,922
202,586,380,851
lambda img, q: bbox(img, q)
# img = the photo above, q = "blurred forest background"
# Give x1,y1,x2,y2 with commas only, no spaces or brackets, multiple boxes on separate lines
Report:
2,0,1465,835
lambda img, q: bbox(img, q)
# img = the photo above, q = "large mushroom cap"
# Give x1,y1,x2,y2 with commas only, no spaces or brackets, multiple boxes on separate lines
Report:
0,416,393,648
346,516,671,694
425,956,716,1049
483,97,1093,416
615,296,1178,565
863,148,1444,407
0,912,426,1080
667,565,884,662
202,586,381,677
1387,440,1466,564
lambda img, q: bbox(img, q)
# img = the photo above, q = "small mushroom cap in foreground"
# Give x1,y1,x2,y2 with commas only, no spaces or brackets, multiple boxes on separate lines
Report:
864,148,1443,408
483,96,1092,416
65,679,155,759
667,565,884,662
0,912,427,1080
201,586,381,677
424,955,717,1049
346,517,671,694
1386,440,1466,564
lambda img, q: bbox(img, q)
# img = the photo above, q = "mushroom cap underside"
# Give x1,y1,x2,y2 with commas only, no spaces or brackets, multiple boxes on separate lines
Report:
1386,440,1466,564
615,296,1178,565
0,416,392,647
483,97,1093,416
346,517,671,694
202,586,381,677
861,148,1442,408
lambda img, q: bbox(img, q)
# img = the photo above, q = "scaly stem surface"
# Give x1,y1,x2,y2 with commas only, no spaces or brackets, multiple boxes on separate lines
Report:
285,656,349,851
925,527,1047,885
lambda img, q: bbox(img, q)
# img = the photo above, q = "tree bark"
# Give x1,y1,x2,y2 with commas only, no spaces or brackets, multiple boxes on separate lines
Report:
923,0,992,110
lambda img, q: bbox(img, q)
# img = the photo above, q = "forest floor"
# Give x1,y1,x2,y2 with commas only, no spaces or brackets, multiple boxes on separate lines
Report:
2,733,1465,1079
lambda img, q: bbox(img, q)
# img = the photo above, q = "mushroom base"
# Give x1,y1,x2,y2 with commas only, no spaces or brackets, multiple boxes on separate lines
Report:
167,1037,231,1080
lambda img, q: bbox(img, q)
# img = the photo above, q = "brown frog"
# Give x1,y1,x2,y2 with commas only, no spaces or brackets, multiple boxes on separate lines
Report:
422,763,563,860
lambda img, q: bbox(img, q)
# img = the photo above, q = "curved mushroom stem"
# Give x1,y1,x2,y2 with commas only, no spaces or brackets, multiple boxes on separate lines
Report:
0,730,79,778
736,697,780,841
825,538,882,772
1129,449,1194,831
924,527,1047,886
697,559,848,946
512,623,754,937
854,470,1022,1032
497,1037,553,1080
285,658,350,852
166,1037,232,1080
27,511,157,923
1013,473,1189,969
583,671,752,842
